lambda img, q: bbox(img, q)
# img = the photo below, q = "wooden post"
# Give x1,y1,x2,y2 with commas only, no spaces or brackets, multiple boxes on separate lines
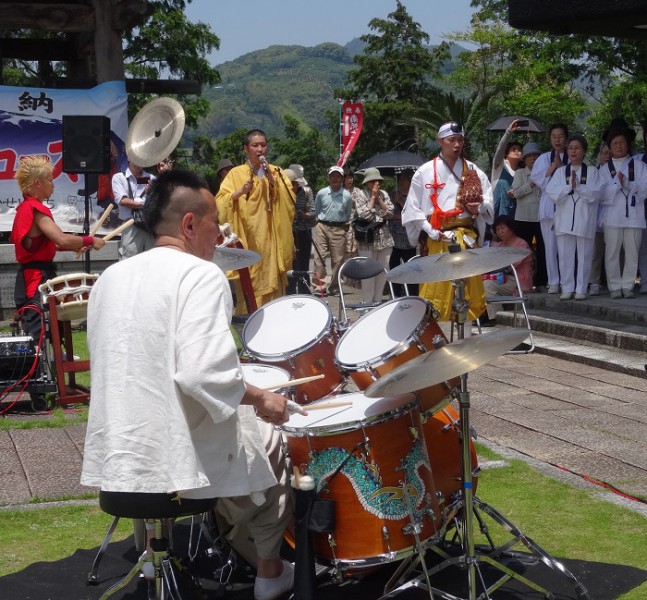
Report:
92,0,125,83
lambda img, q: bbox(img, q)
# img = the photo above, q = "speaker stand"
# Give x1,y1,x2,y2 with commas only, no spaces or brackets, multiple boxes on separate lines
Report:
83,175,91,274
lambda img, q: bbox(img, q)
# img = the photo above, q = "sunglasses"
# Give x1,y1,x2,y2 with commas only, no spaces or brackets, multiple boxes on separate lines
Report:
448,122,463,134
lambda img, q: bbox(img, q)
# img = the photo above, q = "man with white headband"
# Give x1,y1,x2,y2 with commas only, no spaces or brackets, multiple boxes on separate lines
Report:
402,121,494,321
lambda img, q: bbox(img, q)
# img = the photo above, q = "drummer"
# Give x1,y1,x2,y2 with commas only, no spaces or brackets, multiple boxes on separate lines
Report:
402,122,494,321
11,155,105,341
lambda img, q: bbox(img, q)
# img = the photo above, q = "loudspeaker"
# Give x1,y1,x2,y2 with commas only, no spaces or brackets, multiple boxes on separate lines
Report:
62,115,111,174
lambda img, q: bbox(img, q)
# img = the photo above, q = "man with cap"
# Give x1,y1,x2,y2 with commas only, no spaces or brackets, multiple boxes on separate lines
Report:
216,130,295,313
284,167,315,293
313,165,353,295
511,141,545,290
402,121,493,322
215,158,235,194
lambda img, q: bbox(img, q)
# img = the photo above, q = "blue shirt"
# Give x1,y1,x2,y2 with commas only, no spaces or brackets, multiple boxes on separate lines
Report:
314,186,352,223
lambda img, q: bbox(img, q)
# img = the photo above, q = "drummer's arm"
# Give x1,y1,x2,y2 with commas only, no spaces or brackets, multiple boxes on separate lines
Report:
33,212,104,251
241,383,289,426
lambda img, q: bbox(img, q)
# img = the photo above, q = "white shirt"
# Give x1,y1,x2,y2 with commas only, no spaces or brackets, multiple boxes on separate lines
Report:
81,247,276,499
402,155,493,245
546,164,604,238
111,168,155,221
530,150,568,222
598,156,647,229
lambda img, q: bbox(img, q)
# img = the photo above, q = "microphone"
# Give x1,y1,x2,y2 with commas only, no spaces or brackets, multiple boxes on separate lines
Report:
259,155,269,168
286,270,311,279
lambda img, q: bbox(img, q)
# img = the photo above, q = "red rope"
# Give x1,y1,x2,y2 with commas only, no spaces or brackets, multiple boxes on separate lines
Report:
549,462,646,504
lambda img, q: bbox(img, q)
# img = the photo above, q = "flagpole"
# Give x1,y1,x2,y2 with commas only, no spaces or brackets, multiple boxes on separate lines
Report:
338,98,343,161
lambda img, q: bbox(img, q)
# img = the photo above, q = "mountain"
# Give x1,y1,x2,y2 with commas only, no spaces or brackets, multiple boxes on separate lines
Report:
194,39,467,141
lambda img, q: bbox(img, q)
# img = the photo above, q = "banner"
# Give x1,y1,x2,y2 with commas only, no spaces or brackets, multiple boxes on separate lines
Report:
0,81,128,233
338,101,364,167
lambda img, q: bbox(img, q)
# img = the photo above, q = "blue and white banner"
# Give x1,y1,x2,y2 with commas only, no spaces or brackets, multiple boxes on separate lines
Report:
0,81,128,233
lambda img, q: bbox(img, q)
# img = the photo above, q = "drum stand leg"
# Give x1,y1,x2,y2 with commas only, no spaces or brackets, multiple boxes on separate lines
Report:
409,279,590,600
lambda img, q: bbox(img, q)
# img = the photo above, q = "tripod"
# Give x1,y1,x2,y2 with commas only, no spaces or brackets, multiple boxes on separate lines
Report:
389,277,590,600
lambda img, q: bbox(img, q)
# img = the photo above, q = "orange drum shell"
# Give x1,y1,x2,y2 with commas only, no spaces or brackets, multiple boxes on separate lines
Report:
422,404,478,506
285,406,440,562
345,318,459,414
273,335,344,404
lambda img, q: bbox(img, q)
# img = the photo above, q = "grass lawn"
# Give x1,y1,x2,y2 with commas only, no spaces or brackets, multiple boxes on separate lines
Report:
0,444,645,598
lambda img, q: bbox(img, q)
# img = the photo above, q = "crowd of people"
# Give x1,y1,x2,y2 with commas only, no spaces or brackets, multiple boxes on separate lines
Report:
10,118,647,600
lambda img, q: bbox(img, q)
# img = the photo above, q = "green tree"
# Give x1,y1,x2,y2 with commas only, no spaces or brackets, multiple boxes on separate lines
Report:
339,1,450,164
271,115,337,191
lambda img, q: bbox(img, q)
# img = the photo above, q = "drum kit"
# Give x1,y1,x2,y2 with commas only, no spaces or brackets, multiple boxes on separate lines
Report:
238,241,590,600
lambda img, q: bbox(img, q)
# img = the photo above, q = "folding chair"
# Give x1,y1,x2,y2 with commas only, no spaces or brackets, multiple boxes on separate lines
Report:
484,263,535,354
337,256,394,325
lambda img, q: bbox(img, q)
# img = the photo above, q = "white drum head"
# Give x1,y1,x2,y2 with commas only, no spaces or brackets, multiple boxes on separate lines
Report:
335,297,429,367
243,295,332,358
281,391,415,435
240,363,291,390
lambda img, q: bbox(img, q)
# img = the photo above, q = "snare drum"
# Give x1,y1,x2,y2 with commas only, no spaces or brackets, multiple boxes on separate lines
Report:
242,295,343,404
281,391,440,567
239,363,294,399
38,272,99,321
335,297,458,415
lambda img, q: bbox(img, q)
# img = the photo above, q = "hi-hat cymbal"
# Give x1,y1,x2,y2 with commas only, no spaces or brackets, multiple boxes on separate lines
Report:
364,329,530,398
212,247,260,271
126,98,185,167
387,246,530,284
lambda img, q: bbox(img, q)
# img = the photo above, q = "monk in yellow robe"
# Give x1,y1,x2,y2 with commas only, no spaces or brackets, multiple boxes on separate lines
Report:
216,129,295,314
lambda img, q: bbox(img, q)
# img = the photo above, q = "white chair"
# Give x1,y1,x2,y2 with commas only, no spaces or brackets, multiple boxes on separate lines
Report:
484,263,535,354
337,256,394,325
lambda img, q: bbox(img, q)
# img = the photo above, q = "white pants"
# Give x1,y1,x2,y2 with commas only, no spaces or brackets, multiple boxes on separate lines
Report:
357,246,392,303
540,219,560,287
119,226,155,260
604,226,642,292
638,228,647,289
557,234,594,295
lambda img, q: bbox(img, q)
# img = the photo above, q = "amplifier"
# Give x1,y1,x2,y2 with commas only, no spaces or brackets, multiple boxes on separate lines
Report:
0,335,37,381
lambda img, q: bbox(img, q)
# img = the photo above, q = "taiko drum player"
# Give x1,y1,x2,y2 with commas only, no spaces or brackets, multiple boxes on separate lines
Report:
11,155,105,340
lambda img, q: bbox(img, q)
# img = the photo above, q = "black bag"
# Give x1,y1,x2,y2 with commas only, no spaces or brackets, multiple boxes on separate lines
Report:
127,178,150,232
353,219,380,244
132,208,149,231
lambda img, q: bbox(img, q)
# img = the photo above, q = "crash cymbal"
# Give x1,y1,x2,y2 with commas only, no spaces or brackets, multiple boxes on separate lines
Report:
364,329,530,398
387,246,530,284
212,247,260,271
126,97,185,167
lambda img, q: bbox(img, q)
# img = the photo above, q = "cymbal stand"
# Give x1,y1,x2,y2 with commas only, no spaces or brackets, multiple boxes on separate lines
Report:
418,277,590,600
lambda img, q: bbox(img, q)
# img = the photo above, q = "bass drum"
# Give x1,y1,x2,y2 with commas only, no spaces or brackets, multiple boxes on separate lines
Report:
422,403,478,508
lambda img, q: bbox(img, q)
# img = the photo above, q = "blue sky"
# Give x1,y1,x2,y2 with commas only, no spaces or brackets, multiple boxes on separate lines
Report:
184,0,475,65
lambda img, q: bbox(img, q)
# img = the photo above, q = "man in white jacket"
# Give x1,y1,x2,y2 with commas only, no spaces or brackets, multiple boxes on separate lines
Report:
82,169,295,600
530,123,570,294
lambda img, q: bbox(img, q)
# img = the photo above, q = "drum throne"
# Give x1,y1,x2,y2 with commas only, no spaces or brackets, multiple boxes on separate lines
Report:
91,491,217,599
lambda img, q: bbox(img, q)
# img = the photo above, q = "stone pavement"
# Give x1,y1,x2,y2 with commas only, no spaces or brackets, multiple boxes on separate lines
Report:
1,287,646,519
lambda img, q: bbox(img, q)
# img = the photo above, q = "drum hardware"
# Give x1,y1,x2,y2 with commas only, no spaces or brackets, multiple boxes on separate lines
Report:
377,270,589,600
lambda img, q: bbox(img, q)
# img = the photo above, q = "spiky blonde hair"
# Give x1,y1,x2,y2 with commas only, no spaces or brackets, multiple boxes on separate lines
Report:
14,155,53,195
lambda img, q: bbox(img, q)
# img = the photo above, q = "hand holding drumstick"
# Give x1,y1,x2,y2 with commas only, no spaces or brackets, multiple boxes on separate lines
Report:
75,203,114,258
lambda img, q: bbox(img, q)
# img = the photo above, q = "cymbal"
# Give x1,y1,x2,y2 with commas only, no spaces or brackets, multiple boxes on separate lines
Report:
126,98,185,167
364,329,530,398
386,246,530,284
212,247,260,271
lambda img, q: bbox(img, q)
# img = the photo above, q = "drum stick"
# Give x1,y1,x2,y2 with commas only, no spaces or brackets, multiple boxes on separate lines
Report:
100,218,135,242
286,399,352,414
75,203,115,258
260,373,325,391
